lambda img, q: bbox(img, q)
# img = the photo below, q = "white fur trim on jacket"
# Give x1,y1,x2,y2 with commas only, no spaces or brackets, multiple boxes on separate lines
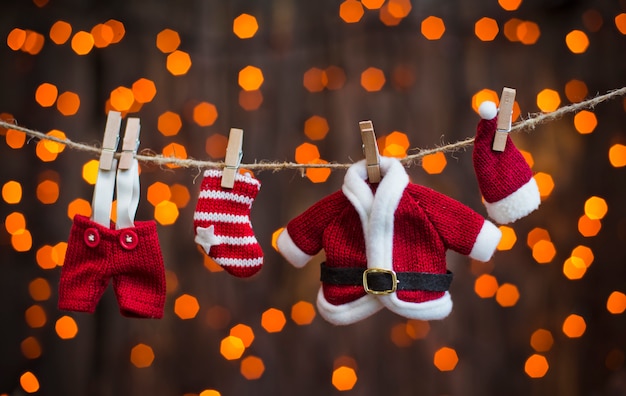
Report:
469,220,501,262
316,289,384,325
485,177,541,224
276,229,312,268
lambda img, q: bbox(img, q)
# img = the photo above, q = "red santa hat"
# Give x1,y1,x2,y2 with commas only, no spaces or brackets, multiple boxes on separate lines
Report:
473,101,541,224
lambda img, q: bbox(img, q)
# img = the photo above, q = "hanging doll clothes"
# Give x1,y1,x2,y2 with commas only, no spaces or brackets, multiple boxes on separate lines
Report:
276,101,540,325
58,121,166,318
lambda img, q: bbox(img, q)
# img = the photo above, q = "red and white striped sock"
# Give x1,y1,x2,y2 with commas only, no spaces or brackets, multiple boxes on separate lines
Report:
193,169,263,277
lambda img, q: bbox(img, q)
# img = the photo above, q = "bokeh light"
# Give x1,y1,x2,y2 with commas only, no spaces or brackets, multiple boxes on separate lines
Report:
220,336,245,360
238,66,264,91
167,50,192,75
20,371,40,393
130,343,155,368
573,110,597,134
530,329,554,352
497,226,517,251
304,115,329,141
261,308,286,333
475,17,499,41
240,356,265,380
193,102,218,127
495,283,520,307
71,31,94,55
421,16,446,40
35,83,58,107
421,152,447,174
474,274,499,298
55,315,78,339
536,89,561,112
230,324,255,347
562,314,586,338
156,29,180,53
608,144,626,167
525,354,549,378
499,0,522,11
332,366,358,391
606,291,626,314
584,196,608,219
339,0,364,23
565,30,589,54
21,336,42,359
233,14,259,39
291,301,316,325
174,294,200,319
433,347,458,371
360,67,386,92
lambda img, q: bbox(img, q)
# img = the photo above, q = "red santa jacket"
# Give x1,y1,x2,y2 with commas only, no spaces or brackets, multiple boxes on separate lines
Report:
277,156,502,325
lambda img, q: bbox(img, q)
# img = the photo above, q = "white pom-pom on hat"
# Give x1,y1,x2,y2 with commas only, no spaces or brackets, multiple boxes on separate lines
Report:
478,101,498,120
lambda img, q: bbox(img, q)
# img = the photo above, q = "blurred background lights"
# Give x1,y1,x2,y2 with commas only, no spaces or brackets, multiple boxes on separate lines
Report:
578,214,601,237
20,371,40,393
474,274,499,298
433,347,458,371
104,19,125,43
562,314,586,338
517,21,541,45
573,110,597,134
421,16,446,40
290,301,316,325
530,329,554,352
380,131,409,158
566,30,590,53
55,315,78,339
56,91,80,116
608,144,626,167
499,0,522,11
306,159,331,183
472,89,499,113
584,196,608,219
37,179,59,204
362,0,384,9
154,200,179,225
148,182,172,206
91,23,114,48
130,343,155,368
67,198,92,219
205,133,228,159
360,67,386,92
174,294,200,319
81,160,99,185
6,127,27,149
303,67,326,92
238,66,264,91
25,305,46,328
332,366,358,391
199,390,221,396
193,102,218,126
565,79,588,102
110,86,134,111
497,226,517,251
536,89,561,112
261,308,286,333
339,0,364,23
615,13,626,34
304,115,329,140
239,89,264,110
71,31,94,55
533,172,554,199
35,83,58,107
475,17,499,41
158,111,182,136
162,142,188,168
2,180,22,204
295,142,320,164
166,50,192,75
532,239,556,264
220,335,245,360
271,228,284,252
132,78,157,103
233,14,259,39
21,336,42,359
495,283,520,307
524,354,549,378
230,324,255,347
606,291,626,314
156,28,180,53
421,152,447,174
240,356,265,380
6,212,26,235
29,277,51,301
562,257,587,280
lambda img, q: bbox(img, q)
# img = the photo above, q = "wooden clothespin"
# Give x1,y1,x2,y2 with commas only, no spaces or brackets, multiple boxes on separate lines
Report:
99,111,122,169
118,117,141,170
492,87,516,152
359,120,381,183
221,128,244,188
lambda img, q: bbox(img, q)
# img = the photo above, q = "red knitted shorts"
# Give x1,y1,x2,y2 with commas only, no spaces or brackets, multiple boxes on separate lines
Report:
58,215,166,318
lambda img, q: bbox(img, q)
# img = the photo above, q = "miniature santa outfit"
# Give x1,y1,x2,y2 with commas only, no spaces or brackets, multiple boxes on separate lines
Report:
277,156,502,325
473,101,541,224
193,169,263,278
58,117,166,318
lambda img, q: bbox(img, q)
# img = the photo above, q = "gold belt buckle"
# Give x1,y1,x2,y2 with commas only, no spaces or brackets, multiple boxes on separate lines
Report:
363,268,398,295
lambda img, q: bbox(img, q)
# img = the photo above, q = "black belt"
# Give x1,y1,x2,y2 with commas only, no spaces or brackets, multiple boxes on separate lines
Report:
320,263,453,295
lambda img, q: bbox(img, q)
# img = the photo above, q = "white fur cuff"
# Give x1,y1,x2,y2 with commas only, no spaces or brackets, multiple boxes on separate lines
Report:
276,229,312,268
316,288,383,325
469,220,501,262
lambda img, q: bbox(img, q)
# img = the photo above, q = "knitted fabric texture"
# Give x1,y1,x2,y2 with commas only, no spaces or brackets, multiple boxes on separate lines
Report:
277,156,501,325
193,169,263,278
58,215,166,318
473,102,541,224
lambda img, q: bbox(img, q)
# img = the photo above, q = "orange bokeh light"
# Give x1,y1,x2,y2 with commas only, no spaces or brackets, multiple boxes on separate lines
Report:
56,91,81,116
36,245,56,270
55,315,79,339
421,152,447,174
230,324,255,347
475,17,499,41
499,0,522,11
578,214,601,237
525,354,549,378
608,144,626,167
433,347,459,371
205,133,228,159
563,257,587,280
291,301,316,325
339,0,364,23
35,83,58,107
110,86,135,112
562,314,586,338
157,111,182,136
193,102,218,126
517,21,540,45
2,180,22,204
156,28,180,53
21,337,42,359
6,128,26,149
530,329,554,352
167,50,192,75
495,283,520,307
332,366,358,391
295,142,320,164
304,115,329,140
20,372,40,394
574,110,597,134
174,294,200,319
71,31,94,55
606,291,626,314
615,13,626,34
233,14,259,39
7,28,27,51
130,343,155,368
240,356,265,380
421,16,446,40
566,30,589,54
497,225,517,251
306,159,331,183
474,274,498,298
238,66,264,91
220,335,245,360
533,172,554,199
132,78,157,103
565,79,588,103
67,198,92,219
37,180,59,204
584,196,608,219
303,67,326,92
154,200,179,225
261,308,286,333
239,89,264,110
91,23,114,48
361,67,386,92
532,239,556,264
536,89,561,112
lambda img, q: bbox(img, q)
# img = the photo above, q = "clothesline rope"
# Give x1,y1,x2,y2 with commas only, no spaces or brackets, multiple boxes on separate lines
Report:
1,86,625,172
